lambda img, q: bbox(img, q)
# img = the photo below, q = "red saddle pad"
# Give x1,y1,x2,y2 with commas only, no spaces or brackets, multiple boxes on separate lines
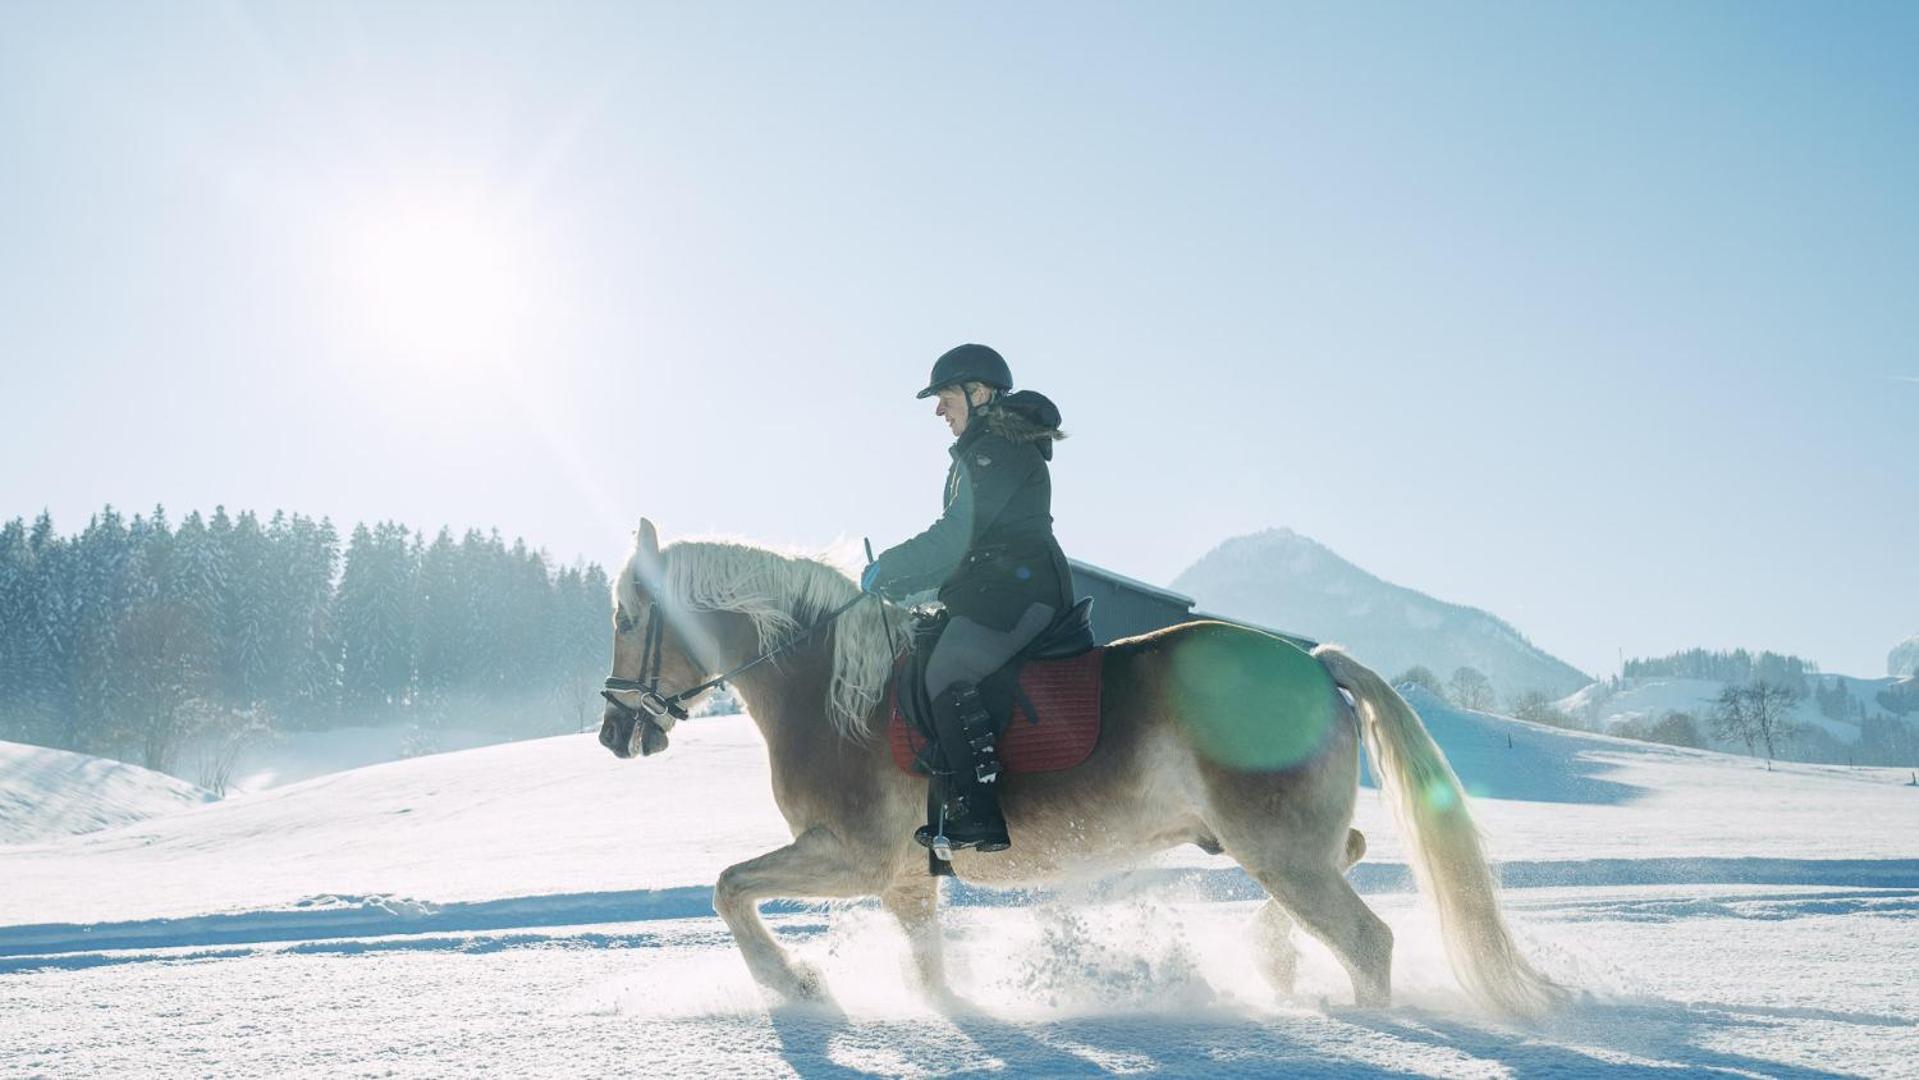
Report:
887,648,1105,775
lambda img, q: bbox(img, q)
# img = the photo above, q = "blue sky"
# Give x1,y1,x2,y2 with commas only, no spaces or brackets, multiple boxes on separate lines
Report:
2,2,1914,678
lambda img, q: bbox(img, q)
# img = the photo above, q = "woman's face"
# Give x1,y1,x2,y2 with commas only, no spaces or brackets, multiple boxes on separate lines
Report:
934,384,988,437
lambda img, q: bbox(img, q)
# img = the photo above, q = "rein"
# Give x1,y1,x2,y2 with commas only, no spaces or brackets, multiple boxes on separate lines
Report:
601,590,877,727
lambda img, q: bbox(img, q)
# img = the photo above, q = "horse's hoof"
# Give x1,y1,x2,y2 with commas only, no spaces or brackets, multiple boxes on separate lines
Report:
1347,988,1392,1011
925,985,977,1014
784,960,828,1002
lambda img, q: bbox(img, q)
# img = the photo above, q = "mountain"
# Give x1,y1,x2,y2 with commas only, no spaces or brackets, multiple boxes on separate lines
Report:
1890,634,1919,678
1172,528,1590,699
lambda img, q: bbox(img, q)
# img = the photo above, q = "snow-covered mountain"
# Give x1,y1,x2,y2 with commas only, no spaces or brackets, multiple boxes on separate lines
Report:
1891,633,1919,677
0,740,213,846
1173,528,1590,699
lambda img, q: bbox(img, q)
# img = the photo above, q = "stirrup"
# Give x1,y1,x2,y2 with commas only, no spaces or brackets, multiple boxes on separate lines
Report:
913,825,955,862
913,823,1010,855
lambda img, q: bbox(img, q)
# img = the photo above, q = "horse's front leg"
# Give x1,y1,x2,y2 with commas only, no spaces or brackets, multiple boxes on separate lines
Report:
881,877,950,1002
712,827,879,1001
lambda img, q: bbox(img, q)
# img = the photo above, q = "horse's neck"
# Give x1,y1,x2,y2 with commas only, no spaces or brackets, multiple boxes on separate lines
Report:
728,640,837,752
728,636,879,792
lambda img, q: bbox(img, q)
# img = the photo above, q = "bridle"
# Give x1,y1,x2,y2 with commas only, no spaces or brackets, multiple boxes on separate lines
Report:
600,589,879,735
601,599,685,723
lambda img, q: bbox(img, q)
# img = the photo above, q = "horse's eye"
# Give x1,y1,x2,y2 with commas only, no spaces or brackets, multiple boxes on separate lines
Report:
615,612,634,634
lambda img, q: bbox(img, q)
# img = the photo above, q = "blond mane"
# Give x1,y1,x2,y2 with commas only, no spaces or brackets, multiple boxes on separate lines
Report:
617,538,902,739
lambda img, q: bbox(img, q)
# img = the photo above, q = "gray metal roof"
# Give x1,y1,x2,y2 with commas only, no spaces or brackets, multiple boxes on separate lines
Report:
1068,559,1197,608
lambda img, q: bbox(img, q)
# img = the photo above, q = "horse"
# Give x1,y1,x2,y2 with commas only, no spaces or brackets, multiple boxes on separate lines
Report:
597,520,1565,1017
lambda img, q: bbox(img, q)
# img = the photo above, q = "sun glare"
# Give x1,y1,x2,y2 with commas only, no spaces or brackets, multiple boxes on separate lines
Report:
331,197,538,370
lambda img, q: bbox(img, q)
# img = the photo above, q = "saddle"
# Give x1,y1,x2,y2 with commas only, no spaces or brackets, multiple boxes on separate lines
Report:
887,598,1104,775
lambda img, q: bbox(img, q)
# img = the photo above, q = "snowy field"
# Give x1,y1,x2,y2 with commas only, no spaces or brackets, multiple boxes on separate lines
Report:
3,696,1916,1077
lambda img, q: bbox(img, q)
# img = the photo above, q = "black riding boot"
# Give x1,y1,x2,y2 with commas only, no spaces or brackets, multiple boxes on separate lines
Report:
914,682,1011,854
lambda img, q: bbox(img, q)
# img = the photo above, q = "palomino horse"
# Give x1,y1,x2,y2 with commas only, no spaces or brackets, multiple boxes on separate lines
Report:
599,520,1564,1016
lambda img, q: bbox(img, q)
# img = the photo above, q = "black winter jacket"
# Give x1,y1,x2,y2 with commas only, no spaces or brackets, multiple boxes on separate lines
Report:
868,392,1074,631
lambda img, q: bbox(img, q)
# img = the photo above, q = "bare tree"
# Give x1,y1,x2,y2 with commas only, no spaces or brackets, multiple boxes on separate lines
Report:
1392,665,1443,697
1711,681,1801,767
1710,685,1756,757
1509,690,1578,729
118,600,214,773
191,708,271,797
1447,666,1495,712
553,661,604,734
1748,680,1802,765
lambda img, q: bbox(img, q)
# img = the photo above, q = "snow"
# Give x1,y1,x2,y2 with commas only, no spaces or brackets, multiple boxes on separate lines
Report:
3,703,1916,1076
0,740,212,846
215,723,552,794
1892,634,1919,678
1558,673,1914,751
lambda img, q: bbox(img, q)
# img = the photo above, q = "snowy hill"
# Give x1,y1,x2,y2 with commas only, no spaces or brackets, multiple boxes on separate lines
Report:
0,740,213,846
1892,632,1919,677
1558,672,1918,764
1174,528,1590,698
3,708,1914,1075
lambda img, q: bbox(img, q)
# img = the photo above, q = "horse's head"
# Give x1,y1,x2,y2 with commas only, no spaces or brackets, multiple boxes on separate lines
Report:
599,518,724,759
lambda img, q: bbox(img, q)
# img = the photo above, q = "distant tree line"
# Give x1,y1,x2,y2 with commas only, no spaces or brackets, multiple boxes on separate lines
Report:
1622,648,1816,695
1392,647,1919,767
0,505,612,773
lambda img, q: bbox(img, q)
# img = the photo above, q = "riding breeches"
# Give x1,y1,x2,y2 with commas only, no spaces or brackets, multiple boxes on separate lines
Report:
923,602,1057,700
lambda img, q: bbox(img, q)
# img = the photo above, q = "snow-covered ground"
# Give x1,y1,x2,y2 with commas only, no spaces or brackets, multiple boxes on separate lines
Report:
0,741,211,845
214,722,560,794
3,697,1916,1077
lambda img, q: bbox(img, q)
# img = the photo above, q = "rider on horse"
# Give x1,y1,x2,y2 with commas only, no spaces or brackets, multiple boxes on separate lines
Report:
861,343,1072,854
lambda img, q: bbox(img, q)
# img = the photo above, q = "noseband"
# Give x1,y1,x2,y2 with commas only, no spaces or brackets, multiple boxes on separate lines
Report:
601,601,689,727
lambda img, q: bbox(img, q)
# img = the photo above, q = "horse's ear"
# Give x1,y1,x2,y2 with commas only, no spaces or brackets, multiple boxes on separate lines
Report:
637,518,662,571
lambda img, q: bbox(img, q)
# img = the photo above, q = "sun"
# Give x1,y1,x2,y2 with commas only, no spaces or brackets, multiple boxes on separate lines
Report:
330,195,537,370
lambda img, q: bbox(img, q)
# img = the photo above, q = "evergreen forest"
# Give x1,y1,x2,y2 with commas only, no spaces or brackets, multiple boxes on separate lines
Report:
0,505,613,773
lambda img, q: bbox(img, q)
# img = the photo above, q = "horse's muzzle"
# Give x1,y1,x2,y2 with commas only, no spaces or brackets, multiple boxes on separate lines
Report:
598,716,632,758
598,709,670,758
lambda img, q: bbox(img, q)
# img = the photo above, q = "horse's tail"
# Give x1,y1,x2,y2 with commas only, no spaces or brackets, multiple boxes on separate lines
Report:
1313,644,1568,1018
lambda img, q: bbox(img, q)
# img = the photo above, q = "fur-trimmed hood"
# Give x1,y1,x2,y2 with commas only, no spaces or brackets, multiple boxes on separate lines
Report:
981,390,1066,459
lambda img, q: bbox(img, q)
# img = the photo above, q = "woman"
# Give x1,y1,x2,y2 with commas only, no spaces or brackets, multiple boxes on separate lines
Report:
862,343,1073,853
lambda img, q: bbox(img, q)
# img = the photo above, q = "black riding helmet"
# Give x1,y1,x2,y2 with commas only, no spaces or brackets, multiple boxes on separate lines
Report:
916,343,1013,399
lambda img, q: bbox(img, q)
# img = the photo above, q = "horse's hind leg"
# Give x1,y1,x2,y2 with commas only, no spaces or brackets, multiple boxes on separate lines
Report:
1247,829,1368,997
1252,857,1392,1007
880,877,950,1001
712,827,880,1001
1251,900,1300,994
1211,798,1390,1007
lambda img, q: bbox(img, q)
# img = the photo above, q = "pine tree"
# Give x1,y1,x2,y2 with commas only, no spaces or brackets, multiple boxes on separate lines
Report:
222,510,277,708
119,506,219,770
283,515,341,723
335,522,417,717
0,517,55,743
64,507,139,754
26,514,75,749
412,527,466,712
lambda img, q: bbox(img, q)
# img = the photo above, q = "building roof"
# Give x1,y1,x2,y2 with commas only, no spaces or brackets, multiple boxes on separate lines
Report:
1068,559,1197,608
1066,558,1317,650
